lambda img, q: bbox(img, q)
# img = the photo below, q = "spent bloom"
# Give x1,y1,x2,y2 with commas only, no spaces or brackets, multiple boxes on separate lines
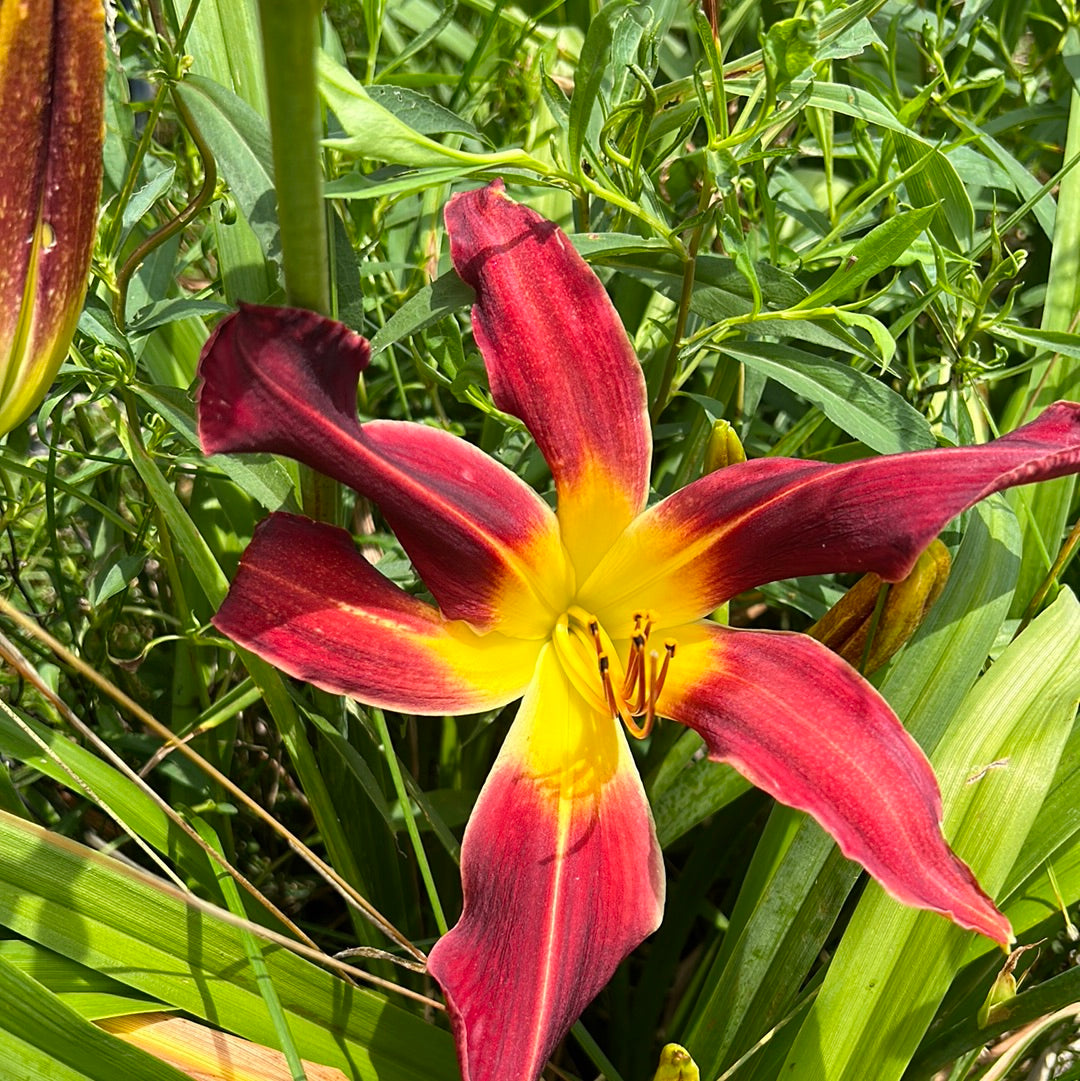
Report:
198,182,1080,1081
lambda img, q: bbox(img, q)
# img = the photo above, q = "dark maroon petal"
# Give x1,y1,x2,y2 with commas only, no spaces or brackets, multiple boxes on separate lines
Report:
197,304,571,634
213,513,541,713
581,401,1080,629
658,622,1011,944
446,182,651,580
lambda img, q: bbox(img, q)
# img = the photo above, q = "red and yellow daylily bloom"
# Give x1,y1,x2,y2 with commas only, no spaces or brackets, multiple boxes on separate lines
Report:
197,182,1080,1081
0,0,104,436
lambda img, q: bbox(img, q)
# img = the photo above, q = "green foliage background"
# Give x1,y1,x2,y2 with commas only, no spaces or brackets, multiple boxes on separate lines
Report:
2,1,1080,1079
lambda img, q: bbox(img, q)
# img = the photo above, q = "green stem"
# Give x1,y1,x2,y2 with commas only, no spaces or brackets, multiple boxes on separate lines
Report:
372,709,449,936
257,0,339,523
652,180,713,420
257,0,330,314
103,82,170,256
113,83,218,325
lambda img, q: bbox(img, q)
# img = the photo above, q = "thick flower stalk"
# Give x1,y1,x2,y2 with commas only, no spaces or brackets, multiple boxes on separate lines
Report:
0,0,104,436
197,182,1080,1081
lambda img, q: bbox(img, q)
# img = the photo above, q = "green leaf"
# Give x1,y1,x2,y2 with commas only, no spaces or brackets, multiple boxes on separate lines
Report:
120,164,177,239
0,703,212,887
763,15,818,98
128,298,232,334
367,85,485,140
800,206,937,307
131,383,296,512
174,75,280,267
369,271,474,355
0,811,459,1080
877,496,1021,754
894,133,975,252
650,729,751,847
716,341,935,453
319,52,545,172
567,0,636,174
88,554,145,607
116,416,229,612
988,323,1080,363
0,952,190,1081
780,588,1080,1081
325,164,487,200
831,309,896,367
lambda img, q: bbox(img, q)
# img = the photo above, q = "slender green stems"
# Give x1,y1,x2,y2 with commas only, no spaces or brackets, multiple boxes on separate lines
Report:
257,0,330,315
652,179,713,420
257,0,338,522
372,708,449,936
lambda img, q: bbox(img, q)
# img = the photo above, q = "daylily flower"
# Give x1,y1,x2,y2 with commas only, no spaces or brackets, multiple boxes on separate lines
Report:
197,182,1080,1081
0,0,104,436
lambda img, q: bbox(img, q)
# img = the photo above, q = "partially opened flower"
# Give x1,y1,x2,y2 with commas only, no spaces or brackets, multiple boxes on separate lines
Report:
197,182,1080,1081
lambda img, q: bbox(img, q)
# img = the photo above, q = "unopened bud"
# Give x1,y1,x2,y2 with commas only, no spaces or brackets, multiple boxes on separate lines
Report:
808,539,951,674
0,1,104,435
703,419,747,474
653,1043,700,1081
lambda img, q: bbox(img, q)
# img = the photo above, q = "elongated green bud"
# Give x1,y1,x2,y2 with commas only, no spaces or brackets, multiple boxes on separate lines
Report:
808,539,951,674
0,0,104,436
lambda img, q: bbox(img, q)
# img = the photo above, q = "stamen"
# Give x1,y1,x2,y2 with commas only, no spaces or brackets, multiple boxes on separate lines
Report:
642,641,677,734
621,633,646,701
564,607,678,743
598,652,635,731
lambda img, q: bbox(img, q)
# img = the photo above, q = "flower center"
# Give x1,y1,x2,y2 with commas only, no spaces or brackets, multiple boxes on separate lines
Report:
551,605,676,740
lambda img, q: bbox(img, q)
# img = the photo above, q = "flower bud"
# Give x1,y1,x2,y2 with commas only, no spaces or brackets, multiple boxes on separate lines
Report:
808,539,951,674
703,418,747,474
653,1043,700,1081
0,1,104,436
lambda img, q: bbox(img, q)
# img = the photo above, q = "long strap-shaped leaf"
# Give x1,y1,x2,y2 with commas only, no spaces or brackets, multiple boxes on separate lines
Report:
778,587,1080,1081
0,812,458,1081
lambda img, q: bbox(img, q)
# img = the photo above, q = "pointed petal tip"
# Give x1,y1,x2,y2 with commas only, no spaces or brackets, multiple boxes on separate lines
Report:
444,182,651,577
891,843,1013,947
659,624,1012,949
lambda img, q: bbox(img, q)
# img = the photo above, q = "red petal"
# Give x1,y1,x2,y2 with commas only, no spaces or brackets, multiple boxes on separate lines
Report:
581,401,1080,629
197,304,571,635
658,622,1011,944
213,513,541,713
428,646,665,1081
446,182,651,580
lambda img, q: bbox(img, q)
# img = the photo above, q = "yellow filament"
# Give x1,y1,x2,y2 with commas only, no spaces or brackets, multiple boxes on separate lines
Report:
551,606,677,741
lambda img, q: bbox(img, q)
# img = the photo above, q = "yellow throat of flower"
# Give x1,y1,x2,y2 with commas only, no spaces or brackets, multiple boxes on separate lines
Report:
551,605,676,739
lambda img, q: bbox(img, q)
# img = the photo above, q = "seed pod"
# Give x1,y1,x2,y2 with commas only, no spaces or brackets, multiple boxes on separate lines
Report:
0,0,104,436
